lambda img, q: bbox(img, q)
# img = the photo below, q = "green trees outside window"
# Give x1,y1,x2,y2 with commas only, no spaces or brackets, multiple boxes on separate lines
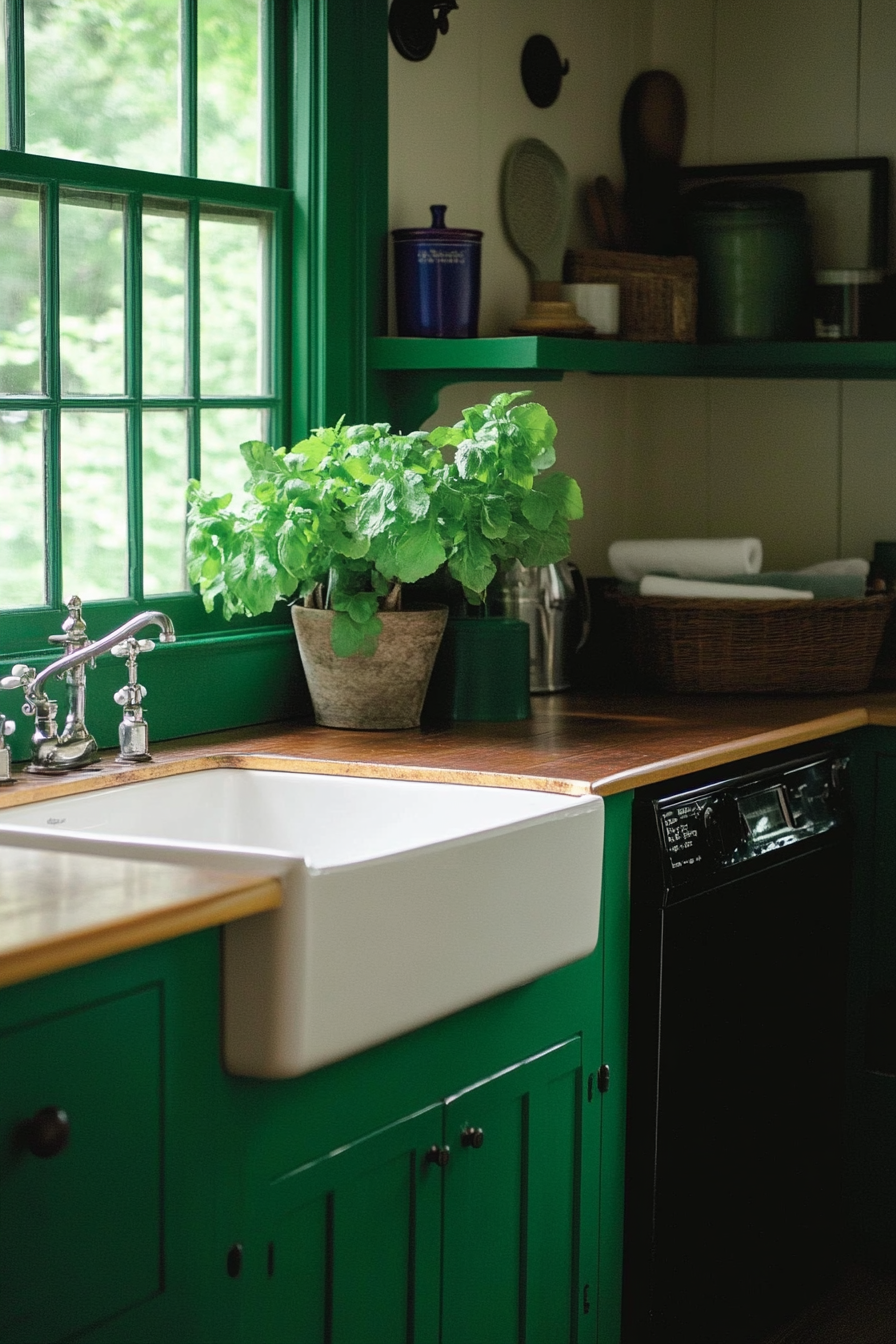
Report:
0,0,286,631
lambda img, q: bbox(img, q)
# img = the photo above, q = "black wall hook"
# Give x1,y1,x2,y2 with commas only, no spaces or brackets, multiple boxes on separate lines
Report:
389,0,459,63
520,34,570,108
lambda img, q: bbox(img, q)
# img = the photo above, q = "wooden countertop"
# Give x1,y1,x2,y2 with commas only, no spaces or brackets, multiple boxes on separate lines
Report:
0,845,281,990
1,687,894,989
121,687,896,795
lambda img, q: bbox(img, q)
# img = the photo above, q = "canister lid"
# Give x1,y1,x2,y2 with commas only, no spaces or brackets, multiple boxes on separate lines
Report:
684,181,806,215
392,203,483,242
815,268,884,285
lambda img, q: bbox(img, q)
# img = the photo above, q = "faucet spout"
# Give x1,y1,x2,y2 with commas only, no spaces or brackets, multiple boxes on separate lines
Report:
31,610,176,698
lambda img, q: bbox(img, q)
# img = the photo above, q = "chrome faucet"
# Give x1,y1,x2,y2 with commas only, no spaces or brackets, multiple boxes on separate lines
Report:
1,597,176,773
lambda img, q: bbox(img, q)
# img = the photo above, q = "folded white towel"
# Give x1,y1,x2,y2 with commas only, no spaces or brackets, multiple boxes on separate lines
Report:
639,575,813,600
609,537,763,582
798,558,870,578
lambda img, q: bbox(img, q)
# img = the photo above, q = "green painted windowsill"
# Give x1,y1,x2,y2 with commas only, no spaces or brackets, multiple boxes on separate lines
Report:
0,613,309,761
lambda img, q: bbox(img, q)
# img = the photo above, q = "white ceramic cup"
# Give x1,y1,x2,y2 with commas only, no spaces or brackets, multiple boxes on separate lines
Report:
560,282,620,336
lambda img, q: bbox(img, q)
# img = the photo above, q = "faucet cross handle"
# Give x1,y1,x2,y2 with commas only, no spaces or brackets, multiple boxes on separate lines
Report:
1,663,36,692
48,596,89,649
0,665,55,719
111,637,155,661
111,638,154,700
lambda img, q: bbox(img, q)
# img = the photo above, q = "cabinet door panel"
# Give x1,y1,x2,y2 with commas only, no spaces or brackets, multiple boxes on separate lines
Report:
526,1063,580,1338
442,1037,583,1344
254,1106,442,1344
0,987,162,1344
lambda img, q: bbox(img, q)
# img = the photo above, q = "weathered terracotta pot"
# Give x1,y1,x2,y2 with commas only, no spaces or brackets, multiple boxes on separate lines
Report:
291,605,449,730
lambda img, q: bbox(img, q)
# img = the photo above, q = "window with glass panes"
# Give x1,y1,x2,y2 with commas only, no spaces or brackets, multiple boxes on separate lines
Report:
0,0,290,635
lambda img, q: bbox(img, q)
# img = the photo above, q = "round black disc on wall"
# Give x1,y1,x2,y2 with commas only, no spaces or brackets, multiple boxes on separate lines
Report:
520,34,569,108
389,0,438,62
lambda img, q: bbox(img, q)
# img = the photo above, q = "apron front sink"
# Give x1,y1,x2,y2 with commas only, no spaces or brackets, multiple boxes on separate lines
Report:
0,767,604,1077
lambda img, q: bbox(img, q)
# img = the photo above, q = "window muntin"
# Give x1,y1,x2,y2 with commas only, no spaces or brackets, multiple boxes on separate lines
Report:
0,2,287,624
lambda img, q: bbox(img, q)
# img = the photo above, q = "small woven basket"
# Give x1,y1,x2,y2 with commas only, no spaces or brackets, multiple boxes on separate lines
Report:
564,248,697,342
617,594,892,694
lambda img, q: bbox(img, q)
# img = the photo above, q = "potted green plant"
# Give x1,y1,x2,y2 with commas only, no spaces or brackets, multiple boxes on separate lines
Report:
186,391,583,729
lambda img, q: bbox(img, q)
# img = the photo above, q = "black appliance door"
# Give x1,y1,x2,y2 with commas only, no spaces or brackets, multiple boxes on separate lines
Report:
625,832,852,1344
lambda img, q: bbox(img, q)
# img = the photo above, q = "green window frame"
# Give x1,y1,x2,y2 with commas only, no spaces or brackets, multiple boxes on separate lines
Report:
0,1,387,749
1,0,291,644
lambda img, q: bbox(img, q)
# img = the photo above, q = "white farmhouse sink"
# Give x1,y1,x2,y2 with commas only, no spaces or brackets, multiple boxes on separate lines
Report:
0,767,604,1078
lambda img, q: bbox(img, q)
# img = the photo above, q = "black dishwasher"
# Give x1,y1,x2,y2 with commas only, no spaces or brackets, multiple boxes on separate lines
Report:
622,742,853,1344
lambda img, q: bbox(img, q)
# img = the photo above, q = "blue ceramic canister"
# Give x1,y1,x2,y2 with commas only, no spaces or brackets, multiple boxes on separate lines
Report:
393,205,483,338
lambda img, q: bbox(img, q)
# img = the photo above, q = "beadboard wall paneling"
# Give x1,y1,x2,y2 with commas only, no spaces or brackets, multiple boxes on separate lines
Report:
649,0,716,164
706,380,841,570
388,0,652,336
643,0,891,572
390,1,895,576
627,379,712,539
711,0,861,161
841,383,896,560
858,0,896,268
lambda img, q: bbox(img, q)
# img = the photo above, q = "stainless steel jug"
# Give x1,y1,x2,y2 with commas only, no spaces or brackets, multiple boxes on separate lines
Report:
497,560,591,693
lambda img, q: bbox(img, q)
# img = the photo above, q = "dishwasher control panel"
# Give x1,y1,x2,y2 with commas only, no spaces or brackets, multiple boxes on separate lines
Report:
656,755,848,887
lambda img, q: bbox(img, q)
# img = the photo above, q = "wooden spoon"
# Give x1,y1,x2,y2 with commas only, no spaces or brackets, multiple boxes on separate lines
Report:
620,70,686,255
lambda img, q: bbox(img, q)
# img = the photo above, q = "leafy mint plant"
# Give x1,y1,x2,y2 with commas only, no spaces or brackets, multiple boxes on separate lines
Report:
186,391,583,657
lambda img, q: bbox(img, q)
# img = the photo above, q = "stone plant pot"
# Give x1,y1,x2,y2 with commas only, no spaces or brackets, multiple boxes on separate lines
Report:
291,605,449,730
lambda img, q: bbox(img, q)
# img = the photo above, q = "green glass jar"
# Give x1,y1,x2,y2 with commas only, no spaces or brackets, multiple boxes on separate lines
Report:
684,183,813,341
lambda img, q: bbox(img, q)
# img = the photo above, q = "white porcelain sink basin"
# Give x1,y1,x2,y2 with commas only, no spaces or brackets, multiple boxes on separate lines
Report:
0,767,604,1077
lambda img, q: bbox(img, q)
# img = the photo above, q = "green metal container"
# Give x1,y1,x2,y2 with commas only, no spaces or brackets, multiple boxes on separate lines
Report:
684,183,813,341
424,617,531,722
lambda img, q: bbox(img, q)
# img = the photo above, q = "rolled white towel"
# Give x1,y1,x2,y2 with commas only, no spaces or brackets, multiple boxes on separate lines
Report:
609,537,763,582
798,558,870,578
639,575,813,600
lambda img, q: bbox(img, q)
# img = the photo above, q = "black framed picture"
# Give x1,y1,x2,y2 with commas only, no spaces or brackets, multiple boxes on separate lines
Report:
679,157,890,271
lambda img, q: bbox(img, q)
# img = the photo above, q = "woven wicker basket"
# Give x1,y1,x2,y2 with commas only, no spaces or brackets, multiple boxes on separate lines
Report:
617,594,892,694
564,248,697,342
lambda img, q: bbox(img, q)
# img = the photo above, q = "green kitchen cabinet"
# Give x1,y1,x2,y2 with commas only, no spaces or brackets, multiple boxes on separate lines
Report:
248,1037,593,1344
0,788,633,1344
0,930,228,1344
441,1037,590,1344
0,988,163,1344
247,1104,443,1344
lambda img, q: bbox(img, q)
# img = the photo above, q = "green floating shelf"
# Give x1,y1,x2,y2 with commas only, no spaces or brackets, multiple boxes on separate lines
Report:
368,336,896,430
371,335,896,381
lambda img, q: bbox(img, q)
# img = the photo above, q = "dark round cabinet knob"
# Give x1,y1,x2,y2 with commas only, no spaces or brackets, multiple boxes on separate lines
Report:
461,1126,484,1149
424,1144,450,1168
21,1106,70,1159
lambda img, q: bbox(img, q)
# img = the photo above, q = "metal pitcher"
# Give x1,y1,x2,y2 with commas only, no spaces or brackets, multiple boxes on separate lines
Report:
497,560,591,693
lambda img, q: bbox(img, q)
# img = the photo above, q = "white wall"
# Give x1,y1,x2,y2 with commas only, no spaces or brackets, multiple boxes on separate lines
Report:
389,0,896,576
